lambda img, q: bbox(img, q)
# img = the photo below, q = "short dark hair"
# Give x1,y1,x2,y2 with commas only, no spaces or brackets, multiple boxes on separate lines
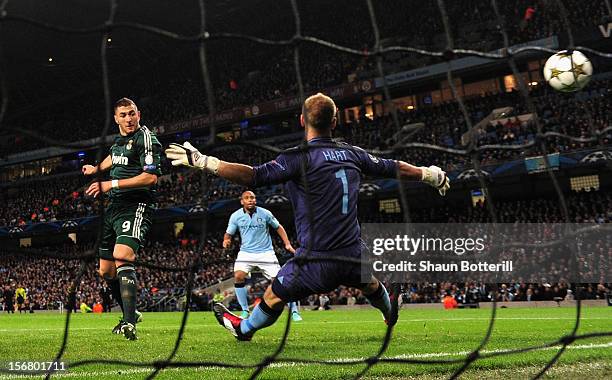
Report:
302,93,336,131
114,97,137,112
241,190,255,199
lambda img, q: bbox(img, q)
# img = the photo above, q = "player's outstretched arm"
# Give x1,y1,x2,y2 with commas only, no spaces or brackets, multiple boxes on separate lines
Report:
82,155,112,175
165,141,254,186
398,160,450,196
217,161,255,186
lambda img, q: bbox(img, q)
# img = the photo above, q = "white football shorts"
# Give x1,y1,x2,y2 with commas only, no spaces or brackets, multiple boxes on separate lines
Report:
233,250,280,279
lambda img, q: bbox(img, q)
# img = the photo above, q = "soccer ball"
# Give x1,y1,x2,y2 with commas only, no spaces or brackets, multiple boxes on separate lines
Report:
543,50,592,92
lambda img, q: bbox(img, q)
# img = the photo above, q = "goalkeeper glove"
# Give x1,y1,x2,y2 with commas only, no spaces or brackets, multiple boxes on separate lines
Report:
165,141,220,175
420,165,450,196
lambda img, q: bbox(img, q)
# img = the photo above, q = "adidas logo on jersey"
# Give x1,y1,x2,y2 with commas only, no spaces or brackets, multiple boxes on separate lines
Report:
112,153,128,165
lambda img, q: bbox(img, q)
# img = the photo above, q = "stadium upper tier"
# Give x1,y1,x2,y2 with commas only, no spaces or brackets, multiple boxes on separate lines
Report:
1,0,610,157
1,78,610,228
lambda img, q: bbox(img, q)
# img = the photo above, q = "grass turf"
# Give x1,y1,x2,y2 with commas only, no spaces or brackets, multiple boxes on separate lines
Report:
0,306,610,379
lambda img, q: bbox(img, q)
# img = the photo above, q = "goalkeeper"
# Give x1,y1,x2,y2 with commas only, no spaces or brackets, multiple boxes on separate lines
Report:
166,93,449,341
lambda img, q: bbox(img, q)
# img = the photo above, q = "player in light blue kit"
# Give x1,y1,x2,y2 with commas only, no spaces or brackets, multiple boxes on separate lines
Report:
224,190,302,321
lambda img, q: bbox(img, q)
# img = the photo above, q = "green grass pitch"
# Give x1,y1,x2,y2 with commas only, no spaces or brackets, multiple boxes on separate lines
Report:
0,306,610,379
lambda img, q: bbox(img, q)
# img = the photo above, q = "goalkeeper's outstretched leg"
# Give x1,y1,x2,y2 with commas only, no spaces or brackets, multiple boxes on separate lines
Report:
213,244,397,341
213,284,285,341
359,277,397,326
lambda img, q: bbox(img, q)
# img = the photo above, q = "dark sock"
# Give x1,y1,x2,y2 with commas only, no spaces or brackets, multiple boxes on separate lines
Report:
366,282,391,320
105,276,124,314
117,264,137,325
240,300,283,335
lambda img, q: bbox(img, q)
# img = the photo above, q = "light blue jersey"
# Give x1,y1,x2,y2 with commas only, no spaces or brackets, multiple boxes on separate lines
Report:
226,207,280,253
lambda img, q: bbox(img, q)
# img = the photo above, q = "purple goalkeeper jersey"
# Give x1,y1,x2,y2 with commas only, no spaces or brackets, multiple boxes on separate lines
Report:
253,137,398,252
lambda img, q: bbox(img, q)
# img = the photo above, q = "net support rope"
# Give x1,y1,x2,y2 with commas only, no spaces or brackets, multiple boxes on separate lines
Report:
0,0,610,379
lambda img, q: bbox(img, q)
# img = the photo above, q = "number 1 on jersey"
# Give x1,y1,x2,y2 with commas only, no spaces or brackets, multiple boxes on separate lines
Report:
335,169,349,215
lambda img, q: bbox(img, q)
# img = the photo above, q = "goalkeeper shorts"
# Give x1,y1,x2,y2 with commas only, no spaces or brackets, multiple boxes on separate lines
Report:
271,241,372,302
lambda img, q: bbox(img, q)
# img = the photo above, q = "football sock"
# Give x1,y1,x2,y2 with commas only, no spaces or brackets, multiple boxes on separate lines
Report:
235,282,249,312
104,275,124,314
117,264,137,325
240,300,282,335
289,302,299,314
366,282,391,320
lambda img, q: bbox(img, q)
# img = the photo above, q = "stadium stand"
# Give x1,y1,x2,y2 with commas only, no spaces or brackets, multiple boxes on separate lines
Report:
1,0,610,156
1,77,611,227
2,191,610,311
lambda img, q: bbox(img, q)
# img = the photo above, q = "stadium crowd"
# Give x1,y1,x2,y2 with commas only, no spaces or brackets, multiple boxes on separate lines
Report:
347,78,611,168
2,77,611,228
297,281,610,310
1,191,610,312
2,0,610,157
0,235,234,312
